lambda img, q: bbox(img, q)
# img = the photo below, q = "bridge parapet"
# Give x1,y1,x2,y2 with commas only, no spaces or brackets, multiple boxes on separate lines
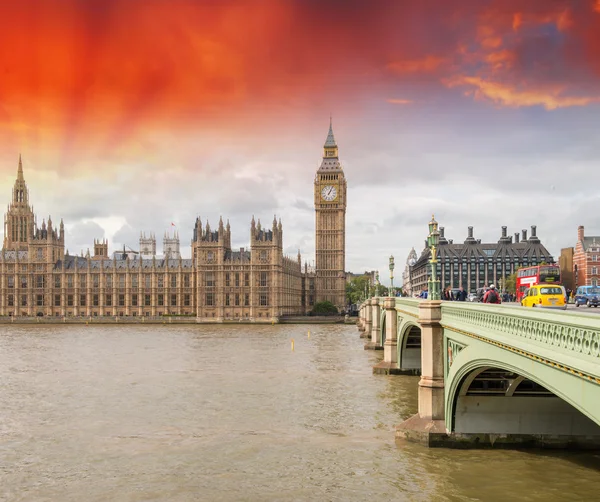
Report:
393,297,420,318
440,303,600,384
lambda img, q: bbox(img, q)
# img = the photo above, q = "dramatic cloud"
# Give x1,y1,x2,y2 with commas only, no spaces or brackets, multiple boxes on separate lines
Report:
0,0,599,282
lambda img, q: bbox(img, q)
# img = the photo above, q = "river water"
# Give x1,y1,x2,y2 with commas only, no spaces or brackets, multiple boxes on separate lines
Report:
0,324,599,501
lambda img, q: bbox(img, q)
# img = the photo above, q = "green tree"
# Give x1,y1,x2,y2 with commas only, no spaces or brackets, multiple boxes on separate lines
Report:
312,301,339,315
345,276,370,304
504,272,517,294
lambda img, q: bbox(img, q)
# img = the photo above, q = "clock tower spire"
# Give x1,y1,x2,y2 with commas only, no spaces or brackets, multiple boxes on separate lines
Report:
314,118,347,311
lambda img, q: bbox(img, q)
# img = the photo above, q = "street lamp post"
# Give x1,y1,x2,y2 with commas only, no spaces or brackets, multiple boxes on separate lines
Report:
389,255,395,297
375,270,380,297
427,215,441,301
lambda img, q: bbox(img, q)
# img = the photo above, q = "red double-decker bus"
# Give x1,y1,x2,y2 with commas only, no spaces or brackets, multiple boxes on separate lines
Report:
516,264,561,302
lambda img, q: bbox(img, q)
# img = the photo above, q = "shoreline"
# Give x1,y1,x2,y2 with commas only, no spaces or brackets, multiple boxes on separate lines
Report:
0,316,357,326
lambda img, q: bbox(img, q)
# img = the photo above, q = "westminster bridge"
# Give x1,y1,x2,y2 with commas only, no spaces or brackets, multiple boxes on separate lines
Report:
358,297,600,448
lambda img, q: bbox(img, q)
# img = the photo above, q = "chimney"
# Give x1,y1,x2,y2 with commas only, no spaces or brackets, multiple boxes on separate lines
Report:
468,226,473,238
578,225,585,242
440,227,445,238
531,225,537,238
522,229,527,241
514,233,520,243
502,226,507,238
449,239,453,244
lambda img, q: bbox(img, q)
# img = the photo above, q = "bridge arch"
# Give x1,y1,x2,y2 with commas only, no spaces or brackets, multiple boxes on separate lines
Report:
397,318,421,373
446,346,600,439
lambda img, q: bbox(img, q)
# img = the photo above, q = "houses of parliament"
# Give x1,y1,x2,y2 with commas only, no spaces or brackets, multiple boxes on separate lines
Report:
0,123,347,321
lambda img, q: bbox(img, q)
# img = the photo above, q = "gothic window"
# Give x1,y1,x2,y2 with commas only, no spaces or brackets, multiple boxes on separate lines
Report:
36,275,44,288
184,274,190,287
21,295,27,306
54,295,60,307
118,294,125,306
37,248,43,260
80,294,86,306
145,275,151,288
37,295,44,306
235,294,240,306
8,295,14,306
592,267,598,275
8,276,14,288
79,275,86,288
170,274,177,288
119,275,125,288
21,276,27,288
106,275,113,287
158,276,164,288
170,294,176,306
106,294,112,306
158,294,164,306
184,294,190,306
93,274,99,288
244,273,249,287
260,272,268,287
260,251,267,262
132,294,138,306
207,251,214,263
67,295,73,307
205,272,215,287
245,293,250,306
235,273,240,287
225,273,230,287
93,294,99,306
206,293,214,306
145,295,151,306
260,293,268,306
225,294,230,306
132,276,138,288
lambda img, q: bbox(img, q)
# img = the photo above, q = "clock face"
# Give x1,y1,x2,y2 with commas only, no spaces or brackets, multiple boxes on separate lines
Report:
321,185,337,201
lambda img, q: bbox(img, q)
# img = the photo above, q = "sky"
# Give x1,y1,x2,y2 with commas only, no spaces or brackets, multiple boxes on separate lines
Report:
0,0,599,285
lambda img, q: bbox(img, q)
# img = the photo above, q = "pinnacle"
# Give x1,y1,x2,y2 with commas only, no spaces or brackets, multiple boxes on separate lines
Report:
324,117,336,148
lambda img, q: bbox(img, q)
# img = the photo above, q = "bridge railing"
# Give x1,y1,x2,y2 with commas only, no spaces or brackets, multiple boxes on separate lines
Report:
440,302,600,380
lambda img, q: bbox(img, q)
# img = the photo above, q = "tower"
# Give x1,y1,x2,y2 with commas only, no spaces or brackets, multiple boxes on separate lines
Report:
163,230,181,259
3,155,35,251
314,119,347,310
139,232,156,258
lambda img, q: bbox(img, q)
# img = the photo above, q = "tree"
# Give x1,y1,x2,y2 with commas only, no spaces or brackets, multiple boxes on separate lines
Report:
345,276,370,304
504,272,517,294
312,301,339,315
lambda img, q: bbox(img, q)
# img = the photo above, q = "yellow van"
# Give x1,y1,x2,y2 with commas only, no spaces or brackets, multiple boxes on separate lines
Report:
521,284,567,309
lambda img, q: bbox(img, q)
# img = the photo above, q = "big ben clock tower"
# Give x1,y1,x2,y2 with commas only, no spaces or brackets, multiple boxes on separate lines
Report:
314,119,347,310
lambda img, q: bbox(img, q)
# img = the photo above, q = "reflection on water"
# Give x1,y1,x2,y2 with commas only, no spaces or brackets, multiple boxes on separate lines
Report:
0,324,599,501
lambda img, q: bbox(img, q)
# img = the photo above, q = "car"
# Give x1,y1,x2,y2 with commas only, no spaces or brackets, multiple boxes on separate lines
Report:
521,284,567,310
574,286,600,308
467,293,478,302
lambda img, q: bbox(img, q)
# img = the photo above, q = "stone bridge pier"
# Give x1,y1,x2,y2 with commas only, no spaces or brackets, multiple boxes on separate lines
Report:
365,298,383,350
360,299,372,339
396,300,446,442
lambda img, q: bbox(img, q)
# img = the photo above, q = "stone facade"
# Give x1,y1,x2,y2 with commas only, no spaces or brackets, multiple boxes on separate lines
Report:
573,226,600,288
0,124,346,319
410,224,555,294
314,119,347,310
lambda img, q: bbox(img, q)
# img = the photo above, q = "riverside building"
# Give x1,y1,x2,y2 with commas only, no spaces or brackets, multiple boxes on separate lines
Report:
408,225,555,294
0,123,347,321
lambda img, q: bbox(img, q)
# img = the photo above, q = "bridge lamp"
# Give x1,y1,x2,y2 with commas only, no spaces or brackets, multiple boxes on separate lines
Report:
389,255,395,297
427,214,441,301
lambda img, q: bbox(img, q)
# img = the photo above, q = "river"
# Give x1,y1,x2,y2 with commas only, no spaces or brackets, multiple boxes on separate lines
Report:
1,324,599,501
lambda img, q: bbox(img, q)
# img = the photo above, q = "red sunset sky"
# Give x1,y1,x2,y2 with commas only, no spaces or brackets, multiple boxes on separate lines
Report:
0,0,599,277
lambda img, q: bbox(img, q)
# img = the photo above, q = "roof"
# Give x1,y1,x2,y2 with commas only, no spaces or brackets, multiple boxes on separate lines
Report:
583,236,600,251
53,255,193,270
